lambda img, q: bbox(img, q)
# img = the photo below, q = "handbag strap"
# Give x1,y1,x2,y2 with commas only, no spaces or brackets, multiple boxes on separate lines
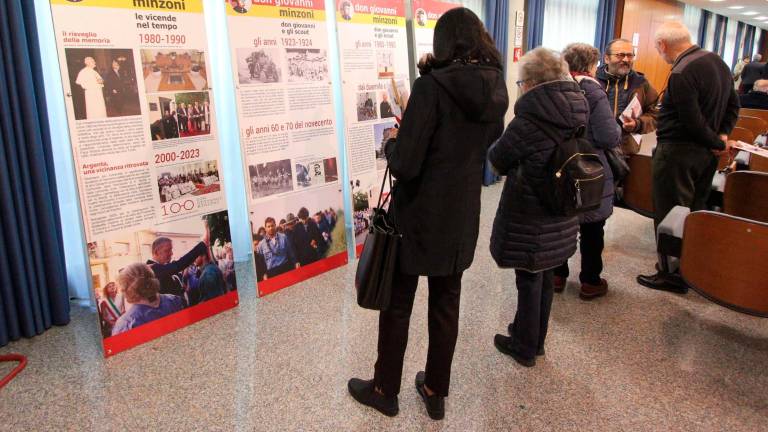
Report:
376,164,393,209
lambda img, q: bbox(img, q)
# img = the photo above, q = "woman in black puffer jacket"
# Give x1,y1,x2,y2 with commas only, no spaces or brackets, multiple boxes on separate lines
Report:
489,47,584,367
555,43,622,300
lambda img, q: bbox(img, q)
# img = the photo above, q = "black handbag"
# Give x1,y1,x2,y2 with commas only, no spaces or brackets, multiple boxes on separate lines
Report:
354,166,400,311
605,147,630,181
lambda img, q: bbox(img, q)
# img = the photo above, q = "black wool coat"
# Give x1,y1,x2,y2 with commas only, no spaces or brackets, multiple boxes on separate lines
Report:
385,63,509,276
488,80,586,272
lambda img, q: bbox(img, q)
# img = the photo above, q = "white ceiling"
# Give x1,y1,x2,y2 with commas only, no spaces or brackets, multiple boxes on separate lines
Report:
680,0,768,30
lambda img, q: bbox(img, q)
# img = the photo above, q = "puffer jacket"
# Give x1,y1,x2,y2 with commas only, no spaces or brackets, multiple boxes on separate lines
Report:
573,76,621,223
488,80,585,272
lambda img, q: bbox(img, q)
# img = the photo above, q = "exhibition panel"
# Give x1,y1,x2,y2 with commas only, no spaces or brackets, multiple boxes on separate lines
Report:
49,0,239,356
336,0,410,255
224,0,348,296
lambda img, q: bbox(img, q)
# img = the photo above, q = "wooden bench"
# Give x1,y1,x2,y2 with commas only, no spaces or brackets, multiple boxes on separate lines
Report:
739,108,768,127
680,211,768,317
735,115,768,137
724,171,768,223
623,153,654,218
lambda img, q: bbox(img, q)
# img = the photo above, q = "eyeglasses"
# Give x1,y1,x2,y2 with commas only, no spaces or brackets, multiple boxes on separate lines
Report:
610,52,636,59
516,80,527,88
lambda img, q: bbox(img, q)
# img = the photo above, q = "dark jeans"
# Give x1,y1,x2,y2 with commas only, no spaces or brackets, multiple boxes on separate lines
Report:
652,142,718,228
510,269,554,359
554,220,606,285
266,261,294,278
373,268,463,397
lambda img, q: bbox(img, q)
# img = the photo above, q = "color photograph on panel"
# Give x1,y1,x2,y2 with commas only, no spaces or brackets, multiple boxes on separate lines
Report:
49,0,238,357
225,0,348,296
336,0,409,255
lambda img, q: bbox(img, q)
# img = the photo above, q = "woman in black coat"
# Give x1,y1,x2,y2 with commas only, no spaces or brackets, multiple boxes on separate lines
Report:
489,48,584,367
555,43,621,300
348,8,508,420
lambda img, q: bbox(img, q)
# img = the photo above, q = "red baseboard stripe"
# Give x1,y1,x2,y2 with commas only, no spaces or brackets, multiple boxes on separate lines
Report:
102,290,239,358
257,252,349,297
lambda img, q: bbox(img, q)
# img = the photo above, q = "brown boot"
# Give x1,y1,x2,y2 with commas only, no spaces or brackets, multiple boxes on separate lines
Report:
553,276,566,293
579,279,608,300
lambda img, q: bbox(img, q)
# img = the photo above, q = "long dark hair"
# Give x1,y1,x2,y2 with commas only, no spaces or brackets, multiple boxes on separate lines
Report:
418,8,502,75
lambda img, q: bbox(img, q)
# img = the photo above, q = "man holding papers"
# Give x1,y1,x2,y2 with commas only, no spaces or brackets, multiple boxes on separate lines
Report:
597,38,659,155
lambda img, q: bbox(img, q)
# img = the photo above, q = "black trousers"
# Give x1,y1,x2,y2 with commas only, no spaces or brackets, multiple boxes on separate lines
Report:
510,269,554,359
373,268,463,397
554,220,606,285
652,142,718,228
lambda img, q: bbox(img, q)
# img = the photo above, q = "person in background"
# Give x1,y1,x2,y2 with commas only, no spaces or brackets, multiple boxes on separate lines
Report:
488,47,581,368
637,21,739,292
555,43,621,300
347,7,508,421
596,38,658,156
112,263,184,336
253,234,267,282
733,55,751,90
739,79,768,110
738,54,764,94
98,282,124,337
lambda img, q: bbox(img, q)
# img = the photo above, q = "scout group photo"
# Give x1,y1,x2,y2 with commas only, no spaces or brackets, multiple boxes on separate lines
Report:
141,49,208,93
156,160,221,203
249,159,294,199
148,91,212,141
251,186,346,281
90,210,235,339
64,48,141,120
237,48,282,84
286,48,329,83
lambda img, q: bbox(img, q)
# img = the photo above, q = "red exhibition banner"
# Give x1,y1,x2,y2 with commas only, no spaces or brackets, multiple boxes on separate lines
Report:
224,0,348,296
49,0,239,357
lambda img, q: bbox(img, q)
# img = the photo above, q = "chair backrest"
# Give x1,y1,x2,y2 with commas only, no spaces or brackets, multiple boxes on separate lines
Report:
735,115,768,136
751,154,768,173
729,127,755,144
723,171,768,223
623,153,654,218
680,211,768,317
739,108,768,127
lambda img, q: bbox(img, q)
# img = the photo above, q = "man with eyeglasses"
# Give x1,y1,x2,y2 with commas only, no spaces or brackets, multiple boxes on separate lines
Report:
596,38,659,155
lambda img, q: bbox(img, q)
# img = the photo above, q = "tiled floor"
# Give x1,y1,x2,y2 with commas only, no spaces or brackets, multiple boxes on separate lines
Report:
1,184,766,431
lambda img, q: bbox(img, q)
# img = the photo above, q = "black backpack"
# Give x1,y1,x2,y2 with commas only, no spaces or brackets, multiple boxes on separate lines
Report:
521,115,605,217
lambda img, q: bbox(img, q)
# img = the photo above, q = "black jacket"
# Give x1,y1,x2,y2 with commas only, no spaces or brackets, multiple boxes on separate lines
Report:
488,81,584,272
739,90,768,110
148,241,208,299
656,46,740,150
740,61,765,86
386,63,508,276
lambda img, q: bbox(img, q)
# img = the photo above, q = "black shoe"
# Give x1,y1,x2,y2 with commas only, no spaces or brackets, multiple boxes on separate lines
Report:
415,371,445,420
507,324,544,356
347,378,399,417
494,334,535,367
636,271,688,294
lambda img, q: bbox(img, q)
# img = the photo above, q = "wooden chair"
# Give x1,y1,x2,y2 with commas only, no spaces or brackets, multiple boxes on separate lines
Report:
735,115,768,137
750,154,768,173
680,211,768,317
729,126,755,144
723,171,768,223
623,153,654,218
739,108,768,127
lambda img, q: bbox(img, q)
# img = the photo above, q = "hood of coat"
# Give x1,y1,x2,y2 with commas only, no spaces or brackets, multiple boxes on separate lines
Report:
429,63,509,122
596,65,647,91
513,80,589,131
